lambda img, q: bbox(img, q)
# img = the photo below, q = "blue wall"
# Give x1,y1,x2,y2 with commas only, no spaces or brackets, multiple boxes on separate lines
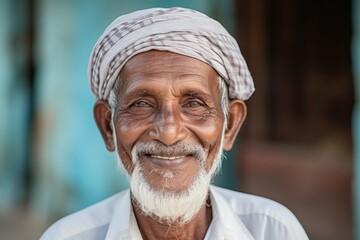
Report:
0,0,30,211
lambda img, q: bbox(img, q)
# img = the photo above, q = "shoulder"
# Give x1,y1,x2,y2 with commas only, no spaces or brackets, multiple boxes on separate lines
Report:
40,190,129,240
211,185,295,217
210,185,309,240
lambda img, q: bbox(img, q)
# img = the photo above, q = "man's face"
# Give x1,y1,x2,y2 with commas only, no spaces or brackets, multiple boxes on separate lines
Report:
113,50,225,192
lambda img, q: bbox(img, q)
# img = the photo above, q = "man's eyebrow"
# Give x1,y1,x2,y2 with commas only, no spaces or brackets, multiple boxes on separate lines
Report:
136,89,152,96
181,90,214,101
185,91,202,97
122,89,155,102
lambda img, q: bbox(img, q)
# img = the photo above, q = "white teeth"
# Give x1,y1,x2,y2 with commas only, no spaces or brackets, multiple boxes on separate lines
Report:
150,155,185,160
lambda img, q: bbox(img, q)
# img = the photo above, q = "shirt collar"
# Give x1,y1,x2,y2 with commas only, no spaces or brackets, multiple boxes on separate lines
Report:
105,186,255,240
208,186,255,240
105,189,132,240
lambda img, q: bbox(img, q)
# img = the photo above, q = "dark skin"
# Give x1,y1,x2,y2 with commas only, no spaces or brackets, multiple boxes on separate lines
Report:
94,50,247,239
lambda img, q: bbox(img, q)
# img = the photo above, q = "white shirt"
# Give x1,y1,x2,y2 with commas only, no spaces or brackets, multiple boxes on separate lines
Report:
40,185,309,240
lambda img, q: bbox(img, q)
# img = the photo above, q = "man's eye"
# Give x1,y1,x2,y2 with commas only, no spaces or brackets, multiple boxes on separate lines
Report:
132,100,152,108
184,100,204,108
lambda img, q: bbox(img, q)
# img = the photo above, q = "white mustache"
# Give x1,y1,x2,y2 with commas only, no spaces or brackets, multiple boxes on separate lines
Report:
132,141,207,164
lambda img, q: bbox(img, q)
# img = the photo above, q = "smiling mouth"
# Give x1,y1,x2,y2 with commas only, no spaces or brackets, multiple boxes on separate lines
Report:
150,155,186,160
144,154,191,167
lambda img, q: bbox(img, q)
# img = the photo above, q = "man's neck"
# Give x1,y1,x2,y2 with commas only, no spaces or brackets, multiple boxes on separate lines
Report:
132,199,212,240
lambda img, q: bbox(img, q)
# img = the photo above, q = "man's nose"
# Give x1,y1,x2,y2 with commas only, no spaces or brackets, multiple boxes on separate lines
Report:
148,104,187,146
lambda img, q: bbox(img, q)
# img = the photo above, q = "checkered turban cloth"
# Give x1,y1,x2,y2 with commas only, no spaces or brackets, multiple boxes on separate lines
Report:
88,7,255,100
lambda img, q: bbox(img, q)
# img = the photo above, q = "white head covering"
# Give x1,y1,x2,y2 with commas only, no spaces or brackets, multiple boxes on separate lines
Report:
88,7,255,100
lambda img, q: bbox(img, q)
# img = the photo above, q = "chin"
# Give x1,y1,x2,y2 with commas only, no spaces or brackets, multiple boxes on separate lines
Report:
142,167,201,193
130,164,211,225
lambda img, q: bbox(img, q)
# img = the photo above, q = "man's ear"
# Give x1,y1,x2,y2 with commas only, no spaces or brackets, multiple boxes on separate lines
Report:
223,100,247,151
93,100,115,152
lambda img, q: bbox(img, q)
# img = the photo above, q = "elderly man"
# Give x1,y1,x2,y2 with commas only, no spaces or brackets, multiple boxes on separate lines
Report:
41,7,308,240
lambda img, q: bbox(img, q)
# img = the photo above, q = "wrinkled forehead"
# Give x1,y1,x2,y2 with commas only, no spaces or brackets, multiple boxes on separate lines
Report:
88,7,254,101
120,50,218,79
117,50,221,96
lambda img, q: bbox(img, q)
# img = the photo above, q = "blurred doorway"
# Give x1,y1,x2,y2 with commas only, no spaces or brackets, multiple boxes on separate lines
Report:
235,0,353,239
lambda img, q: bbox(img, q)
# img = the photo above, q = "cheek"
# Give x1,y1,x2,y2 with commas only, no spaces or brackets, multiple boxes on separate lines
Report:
115,118,149,172
117,115,149,145
191,117,224,171
194,114,224,146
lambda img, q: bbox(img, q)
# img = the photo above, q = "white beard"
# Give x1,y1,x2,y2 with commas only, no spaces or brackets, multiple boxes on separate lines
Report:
130,163,211,225
113,124,225,225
